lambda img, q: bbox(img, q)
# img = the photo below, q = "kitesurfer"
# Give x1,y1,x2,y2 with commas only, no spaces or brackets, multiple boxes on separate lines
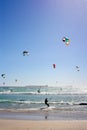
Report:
45,98,49,107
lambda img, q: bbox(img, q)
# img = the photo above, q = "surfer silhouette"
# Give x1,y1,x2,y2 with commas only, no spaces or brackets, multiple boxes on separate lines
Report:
45,98,49,107
37,89,40,93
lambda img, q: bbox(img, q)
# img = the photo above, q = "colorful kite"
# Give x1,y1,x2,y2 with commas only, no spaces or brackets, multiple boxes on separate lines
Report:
62,37,70,46
53,64,56,69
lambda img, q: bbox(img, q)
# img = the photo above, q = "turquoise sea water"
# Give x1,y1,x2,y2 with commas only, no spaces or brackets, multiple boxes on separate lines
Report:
0,86,87,112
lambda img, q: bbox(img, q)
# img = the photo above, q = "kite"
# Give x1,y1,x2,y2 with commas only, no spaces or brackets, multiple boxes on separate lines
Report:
53,64,56,69
1,74,5,78
76,66,80,71
62,37,70,46
3,82,5,85
23,51,29,56
15,79,17,82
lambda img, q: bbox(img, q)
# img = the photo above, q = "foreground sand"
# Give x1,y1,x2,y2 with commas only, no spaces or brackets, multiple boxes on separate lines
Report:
0,119,87,130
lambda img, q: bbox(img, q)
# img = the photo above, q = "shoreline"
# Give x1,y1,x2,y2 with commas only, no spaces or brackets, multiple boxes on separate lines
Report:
0,119,87,130
0,110,87,130
0,109,87,120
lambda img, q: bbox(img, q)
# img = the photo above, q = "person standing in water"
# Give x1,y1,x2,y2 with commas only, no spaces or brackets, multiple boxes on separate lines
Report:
45,98,49,107
37,89,40,93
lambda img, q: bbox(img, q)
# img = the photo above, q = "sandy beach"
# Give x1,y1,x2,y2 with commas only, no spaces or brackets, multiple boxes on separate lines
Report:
0,119,87,130
0,108,87,130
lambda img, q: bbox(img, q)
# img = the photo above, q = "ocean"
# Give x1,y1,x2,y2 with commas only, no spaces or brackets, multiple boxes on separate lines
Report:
0,85,87,112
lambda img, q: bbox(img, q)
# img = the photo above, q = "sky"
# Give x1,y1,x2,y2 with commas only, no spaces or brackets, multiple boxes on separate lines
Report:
0,0,87,87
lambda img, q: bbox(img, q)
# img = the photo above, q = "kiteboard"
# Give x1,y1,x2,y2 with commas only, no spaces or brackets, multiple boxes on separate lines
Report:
40,106,55,110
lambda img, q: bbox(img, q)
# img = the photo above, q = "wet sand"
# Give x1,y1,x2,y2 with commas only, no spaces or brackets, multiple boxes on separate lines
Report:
0,109,87,120
0,119,87,130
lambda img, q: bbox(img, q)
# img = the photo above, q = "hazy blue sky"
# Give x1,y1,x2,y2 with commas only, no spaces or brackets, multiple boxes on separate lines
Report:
0,0,87,87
